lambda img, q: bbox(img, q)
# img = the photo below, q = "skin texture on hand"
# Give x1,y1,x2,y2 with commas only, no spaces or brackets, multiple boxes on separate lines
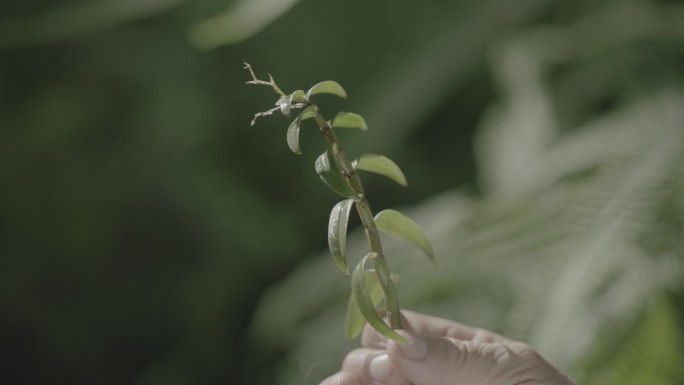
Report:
320,310,576,385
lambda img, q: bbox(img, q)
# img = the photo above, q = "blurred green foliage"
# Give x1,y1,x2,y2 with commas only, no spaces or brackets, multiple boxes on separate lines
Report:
1,1,683,385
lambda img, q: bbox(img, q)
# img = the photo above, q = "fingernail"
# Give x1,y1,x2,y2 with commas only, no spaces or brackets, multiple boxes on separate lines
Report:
369,353,391,382
396,330,428,360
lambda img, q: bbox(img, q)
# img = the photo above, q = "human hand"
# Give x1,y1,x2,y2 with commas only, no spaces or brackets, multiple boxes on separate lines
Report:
320,310,576,385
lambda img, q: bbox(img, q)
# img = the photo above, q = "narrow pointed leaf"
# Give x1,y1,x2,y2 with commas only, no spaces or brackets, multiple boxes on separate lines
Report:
345,293,366,341
375,209,435,263
345,270,399,340
306,80,348,99
330,112,368,131
328,199,355,274
351,253,409,344
286,117,302,155
315,150,358,198
354,154,408,187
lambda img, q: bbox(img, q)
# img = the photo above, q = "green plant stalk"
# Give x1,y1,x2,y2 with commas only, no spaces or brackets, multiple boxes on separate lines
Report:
313,112,403,330
244,62,417,334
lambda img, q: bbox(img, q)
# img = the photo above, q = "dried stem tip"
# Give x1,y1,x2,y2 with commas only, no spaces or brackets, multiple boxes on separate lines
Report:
244,62,286,97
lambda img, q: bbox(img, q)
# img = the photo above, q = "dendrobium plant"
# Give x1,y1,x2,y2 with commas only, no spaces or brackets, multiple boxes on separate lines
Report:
245,63,434,342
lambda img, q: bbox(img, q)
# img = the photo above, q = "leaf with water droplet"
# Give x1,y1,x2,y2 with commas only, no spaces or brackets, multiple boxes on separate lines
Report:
328,199,355,274
315,150,358,198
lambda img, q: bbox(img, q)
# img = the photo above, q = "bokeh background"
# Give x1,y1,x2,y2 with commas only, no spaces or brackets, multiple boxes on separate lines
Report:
1,0,683,384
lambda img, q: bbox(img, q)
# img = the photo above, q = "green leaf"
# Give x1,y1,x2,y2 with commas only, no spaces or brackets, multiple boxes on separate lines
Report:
286,118,302,155
351,253,409,344
299,105,318,120
315,150,358,198
345,293,366,341
354,154,408,187
330,112,368,131
328,199,355,274
306,80,348,99
289,89,307,104
345,270,399,340
375,209,435,263
286,106,318,155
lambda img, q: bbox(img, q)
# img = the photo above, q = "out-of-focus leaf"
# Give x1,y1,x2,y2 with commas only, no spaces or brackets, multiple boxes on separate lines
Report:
330,112,368,131
354,154,407,186
328,199,355,274
286,118,302,155
345,270,399,340
306,81,348,99
315,150,358,198
189,0,299,49
351,253,409,344
583,297,684,385
375,209,435,263
354,0,555,155
344,293,366,341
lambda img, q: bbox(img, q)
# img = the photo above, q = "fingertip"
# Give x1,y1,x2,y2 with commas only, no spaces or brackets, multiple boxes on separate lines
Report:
387,332,469,385
361,311,416,348
387,330,428,360
360,323,387,348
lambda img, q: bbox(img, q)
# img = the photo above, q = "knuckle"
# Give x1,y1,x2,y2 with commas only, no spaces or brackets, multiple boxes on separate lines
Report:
509,342,541,361
445,339,470,369
490,342,561,384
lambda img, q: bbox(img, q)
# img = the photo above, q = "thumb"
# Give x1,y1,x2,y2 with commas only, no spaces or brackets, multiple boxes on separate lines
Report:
386,331,567,385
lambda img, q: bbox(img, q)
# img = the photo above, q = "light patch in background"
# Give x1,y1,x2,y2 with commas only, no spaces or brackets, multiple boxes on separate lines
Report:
0,0,190,49
189,0,300,50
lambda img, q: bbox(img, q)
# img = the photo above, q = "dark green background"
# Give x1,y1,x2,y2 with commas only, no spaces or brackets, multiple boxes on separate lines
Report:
1,0,682,384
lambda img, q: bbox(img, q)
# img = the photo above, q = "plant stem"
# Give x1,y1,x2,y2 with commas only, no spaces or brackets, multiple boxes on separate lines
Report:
243,63,404,330
313,111,403,330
